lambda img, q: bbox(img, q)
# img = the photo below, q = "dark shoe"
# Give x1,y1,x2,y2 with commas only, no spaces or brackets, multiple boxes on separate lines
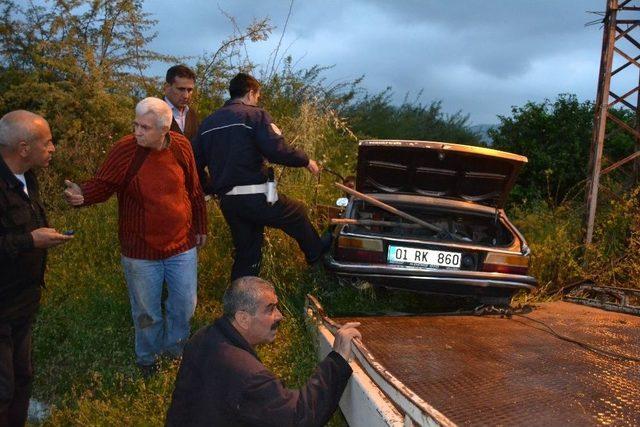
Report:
137,362,158,379
320,231,333,253
309,258,324,273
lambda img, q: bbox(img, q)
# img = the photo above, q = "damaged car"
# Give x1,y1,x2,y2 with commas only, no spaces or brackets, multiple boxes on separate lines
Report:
324,140,536,303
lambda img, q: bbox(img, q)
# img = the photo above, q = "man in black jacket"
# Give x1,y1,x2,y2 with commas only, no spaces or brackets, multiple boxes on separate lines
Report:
192,73,325,280
0,110,72,426
165,276,361,426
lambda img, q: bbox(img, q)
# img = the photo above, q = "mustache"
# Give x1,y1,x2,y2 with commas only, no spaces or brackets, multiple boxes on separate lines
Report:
270,320,281,331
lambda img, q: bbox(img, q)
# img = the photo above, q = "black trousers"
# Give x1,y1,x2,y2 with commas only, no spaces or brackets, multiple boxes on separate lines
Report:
220,193,323,280
0,317,33,427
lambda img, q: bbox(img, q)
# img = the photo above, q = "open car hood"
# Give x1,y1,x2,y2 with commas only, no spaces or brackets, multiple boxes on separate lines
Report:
356,140,527,208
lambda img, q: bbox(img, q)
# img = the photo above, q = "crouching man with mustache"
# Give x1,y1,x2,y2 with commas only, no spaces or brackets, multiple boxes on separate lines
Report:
165,276,361,427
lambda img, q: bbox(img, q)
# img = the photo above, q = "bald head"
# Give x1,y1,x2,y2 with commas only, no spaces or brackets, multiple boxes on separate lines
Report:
0,110,53,173
223,276,275,319
0,110,49,152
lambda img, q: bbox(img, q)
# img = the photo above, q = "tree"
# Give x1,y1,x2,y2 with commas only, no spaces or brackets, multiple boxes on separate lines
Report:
0,0,175,203
489,94,635,206
193,10,273,114
344,88,482,145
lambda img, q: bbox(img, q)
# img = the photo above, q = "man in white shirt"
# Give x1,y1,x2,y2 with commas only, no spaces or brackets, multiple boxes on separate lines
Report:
164,65,199,142
0,110,72,426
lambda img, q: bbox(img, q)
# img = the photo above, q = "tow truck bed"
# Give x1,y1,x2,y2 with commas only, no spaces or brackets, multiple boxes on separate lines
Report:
307,299,640,426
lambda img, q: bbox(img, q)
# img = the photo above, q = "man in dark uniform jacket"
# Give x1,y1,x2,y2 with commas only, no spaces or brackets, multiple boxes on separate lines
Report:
165,276,361,426
164,64,199,142
0,110,72,426
193,72,325,280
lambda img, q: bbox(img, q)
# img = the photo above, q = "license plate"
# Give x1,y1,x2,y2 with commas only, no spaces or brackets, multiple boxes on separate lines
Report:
387,245,461,269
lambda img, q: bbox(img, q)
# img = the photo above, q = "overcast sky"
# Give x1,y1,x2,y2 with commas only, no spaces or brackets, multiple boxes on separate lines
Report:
144,0,613,124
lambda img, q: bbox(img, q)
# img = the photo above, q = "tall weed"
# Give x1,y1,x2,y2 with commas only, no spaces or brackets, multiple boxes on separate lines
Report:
510,202,584,295
510,186,640,295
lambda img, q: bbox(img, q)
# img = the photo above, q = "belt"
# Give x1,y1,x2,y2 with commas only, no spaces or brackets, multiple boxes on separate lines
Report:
225,183,268,196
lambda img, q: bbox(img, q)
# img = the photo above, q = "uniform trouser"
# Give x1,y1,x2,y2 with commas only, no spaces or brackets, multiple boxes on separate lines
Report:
0,316,33,427
220,193,323,280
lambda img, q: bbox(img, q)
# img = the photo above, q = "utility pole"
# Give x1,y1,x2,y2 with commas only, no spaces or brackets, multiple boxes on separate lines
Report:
586,0,640,244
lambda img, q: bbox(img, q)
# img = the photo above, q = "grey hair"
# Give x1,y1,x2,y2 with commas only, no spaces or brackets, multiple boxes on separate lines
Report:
223,276,275,319
135,97,172,129
0,110,47,150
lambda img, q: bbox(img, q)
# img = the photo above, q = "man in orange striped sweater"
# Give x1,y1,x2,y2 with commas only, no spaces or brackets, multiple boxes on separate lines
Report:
63,98,207,375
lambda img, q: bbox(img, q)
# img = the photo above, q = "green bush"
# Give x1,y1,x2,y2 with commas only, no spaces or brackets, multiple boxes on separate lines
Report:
510,202,585,295
344,88,482,145
490,94,636,206
508,186,640,296
584,187,640,289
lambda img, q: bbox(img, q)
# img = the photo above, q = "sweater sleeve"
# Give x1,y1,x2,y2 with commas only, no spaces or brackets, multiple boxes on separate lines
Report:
181,138,208,235
191,127,212,195
234,351,352,427
80,136,137,206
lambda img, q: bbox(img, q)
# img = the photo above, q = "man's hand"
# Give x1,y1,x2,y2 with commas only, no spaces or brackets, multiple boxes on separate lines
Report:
332,322,362,362
31,227,73,248
63,180,84,206
195,234,207,248
306,159,320,176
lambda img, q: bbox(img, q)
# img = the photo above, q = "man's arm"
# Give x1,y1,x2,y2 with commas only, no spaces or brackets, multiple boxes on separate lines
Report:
177,137,208,246
65,137,137,207
190,127,212,195
0,228,32,259
0,228,70,259
234,323,361,427
235,352,352,427
254,110,310,168
1,197,72,259
0,200,34,258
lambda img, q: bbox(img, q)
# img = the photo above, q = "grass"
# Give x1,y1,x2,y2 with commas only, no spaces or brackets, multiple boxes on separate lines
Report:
34,198,348,426
35,195,472,426
31,182,639,425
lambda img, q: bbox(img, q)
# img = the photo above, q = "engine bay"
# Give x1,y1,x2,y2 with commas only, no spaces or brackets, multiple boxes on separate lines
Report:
347,200,515,247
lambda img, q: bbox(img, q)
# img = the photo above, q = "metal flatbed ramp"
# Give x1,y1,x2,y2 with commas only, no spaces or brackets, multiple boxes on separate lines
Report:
307,298,640,426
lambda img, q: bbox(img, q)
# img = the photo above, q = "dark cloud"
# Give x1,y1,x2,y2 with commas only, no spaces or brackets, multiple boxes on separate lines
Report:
144,0,611,123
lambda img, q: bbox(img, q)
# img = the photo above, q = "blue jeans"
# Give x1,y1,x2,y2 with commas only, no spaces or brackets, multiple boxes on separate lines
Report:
121,248,197,366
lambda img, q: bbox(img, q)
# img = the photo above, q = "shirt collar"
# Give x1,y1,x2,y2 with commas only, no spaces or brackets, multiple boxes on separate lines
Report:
225,98,250,107
214,317,260,361
164,97,189,116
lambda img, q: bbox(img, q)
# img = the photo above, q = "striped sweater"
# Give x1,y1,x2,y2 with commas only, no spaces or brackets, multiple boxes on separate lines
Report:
80,132,207,259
